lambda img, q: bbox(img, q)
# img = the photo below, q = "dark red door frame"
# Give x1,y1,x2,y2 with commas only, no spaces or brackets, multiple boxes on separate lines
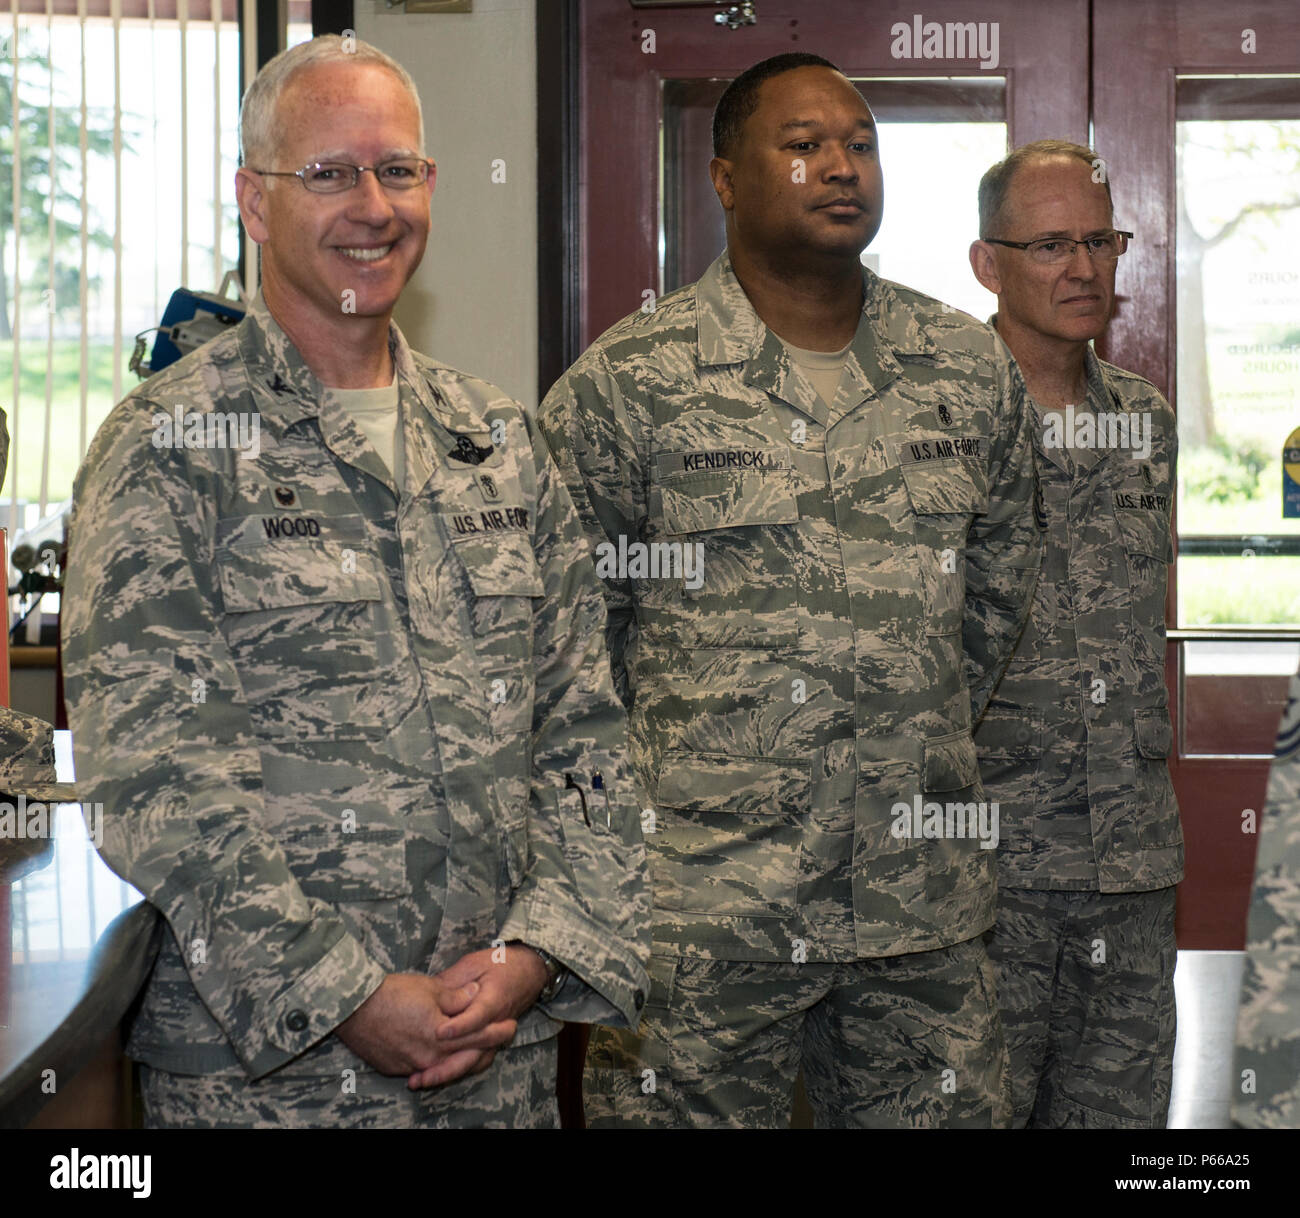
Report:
1095,0,1300,949
576,0,1088,348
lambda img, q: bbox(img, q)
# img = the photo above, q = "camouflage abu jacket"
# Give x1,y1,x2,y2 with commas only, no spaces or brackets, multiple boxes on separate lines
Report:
61,294,650,1079
975,340,1183,892
538,252,1042,962
1235,663,1300,1128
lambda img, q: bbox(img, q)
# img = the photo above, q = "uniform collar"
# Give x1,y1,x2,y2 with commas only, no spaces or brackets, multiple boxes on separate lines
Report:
236,292,493,498
987,313,1117,473
235,292,408,439
695,250,937,423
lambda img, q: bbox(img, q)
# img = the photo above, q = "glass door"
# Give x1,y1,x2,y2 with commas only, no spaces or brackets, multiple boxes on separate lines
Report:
1095,0,1300,950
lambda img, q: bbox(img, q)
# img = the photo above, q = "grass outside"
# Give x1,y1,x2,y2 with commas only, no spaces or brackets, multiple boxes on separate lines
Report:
1180,557,1300,626
0,340,123,509
1178,447,1300,625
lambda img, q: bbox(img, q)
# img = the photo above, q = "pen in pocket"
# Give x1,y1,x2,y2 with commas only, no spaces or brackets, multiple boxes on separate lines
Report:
591,770,610,827
564,772,592,828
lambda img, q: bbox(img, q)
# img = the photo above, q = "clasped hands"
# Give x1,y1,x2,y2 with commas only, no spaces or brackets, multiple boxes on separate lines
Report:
335,944,550,1089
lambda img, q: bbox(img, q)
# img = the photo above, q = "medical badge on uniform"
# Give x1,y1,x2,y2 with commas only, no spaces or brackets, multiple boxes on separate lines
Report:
937,402,953,426
273,485,298,508
478,473,501,502
1141,463,1153,487
448,434,494,465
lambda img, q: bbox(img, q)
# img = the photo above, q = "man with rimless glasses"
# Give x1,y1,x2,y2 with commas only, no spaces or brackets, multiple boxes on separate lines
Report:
969,140,1181,1128
61,35,650,1127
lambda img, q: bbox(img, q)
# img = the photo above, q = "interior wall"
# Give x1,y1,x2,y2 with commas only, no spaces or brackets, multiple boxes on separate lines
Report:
355,0,538,408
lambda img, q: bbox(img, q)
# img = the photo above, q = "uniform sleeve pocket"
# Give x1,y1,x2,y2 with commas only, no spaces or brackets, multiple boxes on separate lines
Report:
923,731,981,793
1135,709,1173,759
1116,509,1173,562
453,532,545,598
505,818,529,890
899,456,986,516
448,532,542,736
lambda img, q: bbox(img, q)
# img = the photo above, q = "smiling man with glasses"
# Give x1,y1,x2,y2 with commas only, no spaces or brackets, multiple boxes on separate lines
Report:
60,34,650,1129
968,140,1182,1129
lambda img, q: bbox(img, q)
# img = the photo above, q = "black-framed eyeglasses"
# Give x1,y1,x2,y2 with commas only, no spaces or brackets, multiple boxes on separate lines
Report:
981,230,1133,265
247,157,434,195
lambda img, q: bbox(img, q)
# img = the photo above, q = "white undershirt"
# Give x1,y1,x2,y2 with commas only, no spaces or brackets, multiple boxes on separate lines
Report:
780,337,853,407
332,376,403,488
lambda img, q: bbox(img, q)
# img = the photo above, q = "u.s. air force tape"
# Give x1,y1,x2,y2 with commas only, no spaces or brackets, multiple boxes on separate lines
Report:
445,507,531,536
896,436,983,464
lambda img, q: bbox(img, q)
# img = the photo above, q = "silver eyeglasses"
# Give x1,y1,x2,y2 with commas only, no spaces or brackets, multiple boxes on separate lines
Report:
248,157,434,194
981,229,1133,265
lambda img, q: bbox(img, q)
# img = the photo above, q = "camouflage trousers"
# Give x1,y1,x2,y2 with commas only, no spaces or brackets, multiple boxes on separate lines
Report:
140,1037,560,1129
985,886,1177,1128
584,936,1010,1128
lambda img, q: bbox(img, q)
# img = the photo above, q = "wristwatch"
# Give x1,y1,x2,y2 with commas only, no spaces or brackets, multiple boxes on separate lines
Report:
513,941,568,1002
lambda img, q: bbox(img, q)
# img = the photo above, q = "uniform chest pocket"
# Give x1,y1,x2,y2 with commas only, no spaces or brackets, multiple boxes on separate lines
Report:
899,458,985,637
654,469,800,649
449,529,543,735
217,540,394,740
652,751,809,916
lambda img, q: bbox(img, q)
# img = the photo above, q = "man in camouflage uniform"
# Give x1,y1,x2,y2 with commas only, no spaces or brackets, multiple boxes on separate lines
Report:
968,141,1181,1128
60,35,649,1128
538,54,1041,1128
1235,663,1300,1128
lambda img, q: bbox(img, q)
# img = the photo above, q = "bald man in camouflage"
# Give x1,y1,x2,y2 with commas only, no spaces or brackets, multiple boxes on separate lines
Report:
969,141,1181,1128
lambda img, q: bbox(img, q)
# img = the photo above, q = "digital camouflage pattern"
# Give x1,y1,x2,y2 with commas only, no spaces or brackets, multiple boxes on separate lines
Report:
975,341,1182,891
140,1039,559,1129
0,705,66,801
538,252,1042,964
61,293,651,1096
976,339,1180,1131
986,886,1176,1127
1235,662,1300,1128
584,939,1009,1128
